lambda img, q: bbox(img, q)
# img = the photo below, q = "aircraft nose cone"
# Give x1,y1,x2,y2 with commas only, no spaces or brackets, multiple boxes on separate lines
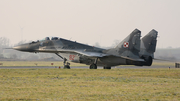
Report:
13,43,36,52
13,45,23,51
13,44,28,51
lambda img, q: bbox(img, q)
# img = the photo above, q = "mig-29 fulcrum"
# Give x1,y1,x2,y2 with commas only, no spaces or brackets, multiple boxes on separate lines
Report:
13,29,158,69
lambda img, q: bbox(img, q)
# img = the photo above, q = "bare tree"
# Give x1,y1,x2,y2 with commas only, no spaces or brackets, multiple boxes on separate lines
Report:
94,42,101,47
111,40,121,48
0,37,10,53
14,40,28,46
0,37,9,47
0,54,4,59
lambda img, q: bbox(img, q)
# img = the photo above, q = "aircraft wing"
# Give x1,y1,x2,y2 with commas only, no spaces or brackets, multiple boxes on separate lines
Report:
57,49,144,62
37,48,108,57
57,49,109,57
37,48,144,62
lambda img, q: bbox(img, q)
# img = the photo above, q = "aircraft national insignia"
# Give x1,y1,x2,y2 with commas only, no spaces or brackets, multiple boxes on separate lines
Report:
123,42,129,48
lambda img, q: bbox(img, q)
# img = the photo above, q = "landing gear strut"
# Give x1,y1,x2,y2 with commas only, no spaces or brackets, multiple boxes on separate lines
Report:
55,53,70,69
63,58,70,69
89,58,98,69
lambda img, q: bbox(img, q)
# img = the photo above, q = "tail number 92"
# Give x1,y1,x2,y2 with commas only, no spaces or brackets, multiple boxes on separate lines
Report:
69,55,75,60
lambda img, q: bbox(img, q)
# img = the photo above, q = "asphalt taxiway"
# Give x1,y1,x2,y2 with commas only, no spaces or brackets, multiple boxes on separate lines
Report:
0,66,172,69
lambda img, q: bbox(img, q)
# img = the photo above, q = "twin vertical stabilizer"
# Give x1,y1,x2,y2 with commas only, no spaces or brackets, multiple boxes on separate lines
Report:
139,29,158,66
140,29,158,57
106,29,158,66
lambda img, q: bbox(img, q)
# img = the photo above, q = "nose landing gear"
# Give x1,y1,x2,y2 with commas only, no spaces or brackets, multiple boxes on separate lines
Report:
63,58,71,69
55,53,71,69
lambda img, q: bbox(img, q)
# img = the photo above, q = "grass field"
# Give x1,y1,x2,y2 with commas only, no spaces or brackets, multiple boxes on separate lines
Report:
0,68,180,100
0,61,87,67
0,61,176,67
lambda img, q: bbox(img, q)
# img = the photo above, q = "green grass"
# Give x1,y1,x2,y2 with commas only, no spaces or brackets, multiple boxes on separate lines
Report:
152,62,175,67
0,61,176,67
0,68,180,100
0,61,87,67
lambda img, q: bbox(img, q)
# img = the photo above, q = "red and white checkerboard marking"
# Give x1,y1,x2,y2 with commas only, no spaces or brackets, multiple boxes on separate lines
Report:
123,42,129,48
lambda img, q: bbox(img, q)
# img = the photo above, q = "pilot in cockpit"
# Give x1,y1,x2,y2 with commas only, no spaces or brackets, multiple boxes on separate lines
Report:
45,37,50,40
51,37,59,40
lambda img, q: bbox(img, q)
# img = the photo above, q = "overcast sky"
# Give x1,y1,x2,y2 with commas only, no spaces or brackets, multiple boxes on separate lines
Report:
0,0,180,48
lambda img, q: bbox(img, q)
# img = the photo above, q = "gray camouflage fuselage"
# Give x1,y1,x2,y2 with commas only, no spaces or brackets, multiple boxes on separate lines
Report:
13,29,158,67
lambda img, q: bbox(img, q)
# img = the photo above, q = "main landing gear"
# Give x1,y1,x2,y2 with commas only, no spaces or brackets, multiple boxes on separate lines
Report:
89,58,98,69
90,63,97,69
89,58,111,69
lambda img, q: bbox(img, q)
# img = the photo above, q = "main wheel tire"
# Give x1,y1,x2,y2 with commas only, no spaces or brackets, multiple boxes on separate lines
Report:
64,65,70,69
146,56,153,66
90,64,97,69
103,66,111,69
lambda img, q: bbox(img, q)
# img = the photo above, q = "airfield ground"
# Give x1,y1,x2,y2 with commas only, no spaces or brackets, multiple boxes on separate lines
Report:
0,61,180,100
0,61,177,67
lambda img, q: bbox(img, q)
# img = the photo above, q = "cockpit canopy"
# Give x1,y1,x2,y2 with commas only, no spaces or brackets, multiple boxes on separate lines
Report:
45,37,50,40
30,37,60,44
42,37,59,41
51,37,59,40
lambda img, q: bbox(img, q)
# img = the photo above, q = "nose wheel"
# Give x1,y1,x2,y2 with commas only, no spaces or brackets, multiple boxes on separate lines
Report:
63,58,71,69
55,53,70,69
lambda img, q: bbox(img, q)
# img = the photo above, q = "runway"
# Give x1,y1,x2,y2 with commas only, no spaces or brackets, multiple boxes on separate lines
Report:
0,66,172,69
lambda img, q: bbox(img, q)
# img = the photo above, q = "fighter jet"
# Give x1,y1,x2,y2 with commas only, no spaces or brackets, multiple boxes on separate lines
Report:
13,29,158,69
